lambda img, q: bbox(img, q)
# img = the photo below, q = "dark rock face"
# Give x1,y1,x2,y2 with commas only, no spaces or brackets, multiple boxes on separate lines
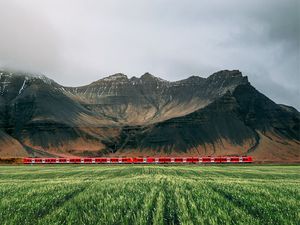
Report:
64,70,249,124
0,71,115,156
115,93,257,153
113,84,299,155
0,69,299,161
232,84,300,140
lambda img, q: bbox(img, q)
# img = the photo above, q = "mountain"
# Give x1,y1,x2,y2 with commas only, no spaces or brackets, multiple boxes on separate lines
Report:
0,69,299,162
0,71,118,157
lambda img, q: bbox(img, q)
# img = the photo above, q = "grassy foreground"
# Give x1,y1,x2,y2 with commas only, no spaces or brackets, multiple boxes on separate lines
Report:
0,165,299,225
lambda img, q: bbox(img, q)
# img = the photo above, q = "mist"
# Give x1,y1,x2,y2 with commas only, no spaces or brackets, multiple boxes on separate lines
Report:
0,0,299,109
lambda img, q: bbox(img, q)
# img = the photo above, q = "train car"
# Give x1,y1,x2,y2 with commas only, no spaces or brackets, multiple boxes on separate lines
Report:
121,158,133,164
23,156,253,164
201,157,211,163
70,158,81,164
242,156,253,163
95,158,108,163
133,157,144,163
174,157,183,163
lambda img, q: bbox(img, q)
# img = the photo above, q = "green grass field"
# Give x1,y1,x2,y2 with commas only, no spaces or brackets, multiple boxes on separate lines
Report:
0,165,299,225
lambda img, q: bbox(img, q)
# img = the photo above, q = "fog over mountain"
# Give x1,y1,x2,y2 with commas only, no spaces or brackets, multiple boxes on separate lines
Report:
0,0,299,109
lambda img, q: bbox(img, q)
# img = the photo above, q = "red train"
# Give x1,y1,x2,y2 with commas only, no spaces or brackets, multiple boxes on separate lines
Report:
23,156,253,164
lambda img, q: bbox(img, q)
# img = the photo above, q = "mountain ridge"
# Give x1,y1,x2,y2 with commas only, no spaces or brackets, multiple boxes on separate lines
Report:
0,69,299,162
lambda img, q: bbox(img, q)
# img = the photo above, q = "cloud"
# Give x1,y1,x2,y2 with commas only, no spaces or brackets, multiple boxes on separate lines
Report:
0,0,299,109
0,1,62,74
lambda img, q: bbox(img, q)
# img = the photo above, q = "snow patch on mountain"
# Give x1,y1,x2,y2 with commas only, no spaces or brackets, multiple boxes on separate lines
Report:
18,78,28,95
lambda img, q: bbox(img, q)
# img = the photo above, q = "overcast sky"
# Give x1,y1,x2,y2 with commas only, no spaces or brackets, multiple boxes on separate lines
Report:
0,0,299,109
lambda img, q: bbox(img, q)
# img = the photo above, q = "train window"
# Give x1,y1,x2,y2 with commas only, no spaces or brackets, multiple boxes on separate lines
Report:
111,158,118,163
231,157,239,162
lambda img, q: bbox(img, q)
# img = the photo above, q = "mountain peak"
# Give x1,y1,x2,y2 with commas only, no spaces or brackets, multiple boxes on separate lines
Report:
206,70,249,87
140,72,168,83
0,70,55,86
102,73,128,81
140,72,156,79
208,70,243,79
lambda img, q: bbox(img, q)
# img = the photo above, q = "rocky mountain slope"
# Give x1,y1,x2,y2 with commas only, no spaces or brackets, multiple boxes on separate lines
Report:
0,70,299,162
64,71,248,124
